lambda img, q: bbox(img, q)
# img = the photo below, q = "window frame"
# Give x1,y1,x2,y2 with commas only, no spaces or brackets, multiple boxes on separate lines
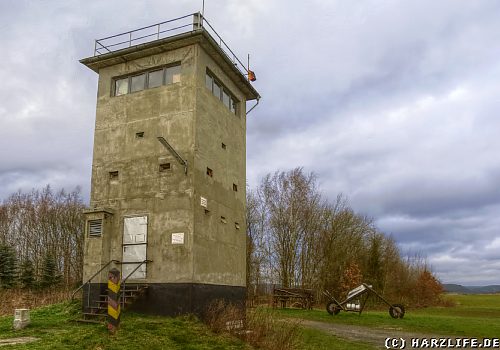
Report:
205,69,239,115
112,62,181,97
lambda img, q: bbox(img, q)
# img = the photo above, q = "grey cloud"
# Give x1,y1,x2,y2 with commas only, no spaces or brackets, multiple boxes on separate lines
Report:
1,0,499,285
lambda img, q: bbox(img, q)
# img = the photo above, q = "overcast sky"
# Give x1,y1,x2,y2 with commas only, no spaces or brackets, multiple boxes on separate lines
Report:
1,0,499,285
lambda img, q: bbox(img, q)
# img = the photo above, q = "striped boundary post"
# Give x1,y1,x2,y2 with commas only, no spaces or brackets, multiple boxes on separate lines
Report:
107,268,121,333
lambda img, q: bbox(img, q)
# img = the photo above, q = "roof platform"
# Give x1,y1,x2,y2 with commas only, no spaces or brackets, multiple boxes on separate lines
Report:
80,13,260,101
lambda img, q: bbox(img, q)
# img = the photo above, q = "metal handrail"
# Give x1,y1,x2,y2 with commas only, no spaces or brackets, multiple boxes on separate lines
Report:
91,12,250,78
71,259,121,300
94,13,193,56
121,260,152,285
120,260,152,309
201,16,249,75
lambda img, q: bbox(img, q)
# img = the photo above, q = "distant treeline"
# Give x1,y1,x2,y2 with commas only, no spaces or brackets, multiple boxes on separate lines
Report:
0,186,84,289
246,168,443,307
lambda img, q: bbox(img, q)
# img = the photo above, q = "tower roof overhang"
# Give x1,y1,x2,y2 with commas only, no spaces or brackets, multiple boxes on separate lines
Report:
80,29,260,101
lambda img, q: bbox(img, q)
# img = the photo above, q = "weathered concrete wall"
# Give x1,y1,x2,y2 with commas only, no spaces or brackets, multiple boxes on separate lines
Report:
83,35,250,289
84,45,196,284
192,46,247,287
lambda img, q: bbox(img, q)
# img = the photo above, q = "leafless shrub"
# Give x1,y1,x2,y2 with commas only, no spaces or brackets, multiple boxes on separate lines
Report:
246,307,301,350
206,301,301,350
205,299,245,335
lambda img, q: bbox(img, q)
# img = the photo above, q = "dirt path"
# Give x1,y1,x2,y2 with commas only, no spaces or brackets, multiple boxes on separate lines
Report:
298,319,476,349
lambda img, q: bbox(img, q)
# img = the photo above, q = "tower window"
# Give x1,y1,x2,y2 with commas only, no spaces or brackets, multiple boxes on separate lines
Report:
205,73,213,90
130,73,146,92
213,81,221,100
221,143,226,149
113,63,181,96
235,222,240,230
220,216,227,224
148,70,163,88
205,70,238,114
230,98,237,114
159,163,171,172
166,65,181,84
233,184,238,192
222,90,230,108
136,132,144,138
115,78,129,96
109,171,119,180
206,167,213,177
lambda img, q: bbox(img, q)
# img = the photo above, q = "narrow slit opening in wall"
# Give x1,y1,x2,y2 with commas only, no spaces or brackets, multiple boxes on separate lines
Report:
220,216,227,224
159,163,171,172
109,171,119,180
207,167,213,177
233,184,238,192
136,132,144,138
235,222,240,230
204,209,210,215
222,143,226,149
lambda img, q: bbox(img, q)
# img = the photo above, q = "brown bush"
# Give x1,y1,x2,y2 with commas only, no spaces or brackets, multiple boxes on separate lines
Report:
412,269,444,307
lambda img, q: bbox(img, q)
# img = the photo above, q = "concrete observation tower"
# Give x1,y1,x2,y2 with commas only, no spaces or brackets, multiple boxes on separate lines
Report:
79,13,260,316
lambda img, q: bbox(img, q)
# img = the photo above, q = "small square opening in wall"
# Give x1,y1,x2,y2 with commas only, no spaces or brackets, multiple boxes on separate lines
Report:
233,184,238,192
109,171,119,180
220,216,227,224
135,132,144,138
159,163,171,172
200,196,208,208
221,143,226,149
206,167,213,177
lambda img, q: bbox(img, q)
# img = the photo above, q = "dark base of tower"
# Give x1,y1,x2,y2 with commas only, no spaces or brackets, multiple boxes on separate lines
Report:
82,283,246,318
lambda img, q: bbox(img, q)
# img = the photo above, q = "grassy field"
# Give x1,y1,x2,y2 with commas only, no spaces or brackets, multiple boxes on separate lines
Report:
0,294,498,349
0,301,251,350
276,293,500,339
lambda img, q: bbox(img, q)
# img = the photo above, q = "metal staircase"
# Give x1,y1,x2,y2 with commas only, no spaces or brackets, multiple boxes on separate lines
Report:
71,260,152,324
79,284,149,323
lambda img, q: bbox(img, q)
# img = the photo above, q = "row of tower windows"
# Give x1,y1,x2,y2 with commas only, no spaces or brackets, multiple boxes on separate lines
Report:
205,70,237,114
113,63,181,96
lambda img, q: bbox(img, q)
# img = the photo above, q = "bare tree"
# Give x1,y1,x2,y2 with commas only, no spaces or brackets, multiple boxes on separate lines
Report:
0,186,85,287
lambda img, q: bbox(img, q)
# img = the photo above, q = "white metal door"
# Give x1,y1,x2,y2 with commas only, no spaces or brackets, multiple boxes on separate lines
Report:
122,216,148,279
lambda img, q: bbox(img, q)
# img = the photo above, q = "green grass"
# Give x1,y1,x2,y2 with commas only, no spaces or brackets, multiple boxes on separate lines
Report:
0,301,251,350
1,294,499,349
276,293,500,339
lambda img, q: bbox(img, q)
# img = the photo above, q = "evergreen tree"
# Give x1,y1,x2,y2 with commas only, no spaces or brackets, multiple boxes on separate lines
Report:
40,253,62,289
365,234,384,290
0,244,17,288
19,259,36,289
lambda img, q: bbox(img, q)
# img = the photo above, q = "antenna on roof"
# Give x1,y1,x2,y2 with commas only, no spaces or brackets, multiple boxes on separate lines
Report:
202,0,205,18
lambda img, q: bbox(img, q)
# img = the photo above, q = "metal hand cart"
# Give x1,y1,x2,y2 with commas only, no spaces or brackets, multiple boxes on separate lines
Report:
323,283,405,318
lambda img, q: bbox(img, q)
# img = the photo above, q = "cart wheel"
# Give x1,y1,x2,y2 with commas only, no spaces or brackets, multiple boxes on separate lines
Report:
389,304,405,319
326,301,341,315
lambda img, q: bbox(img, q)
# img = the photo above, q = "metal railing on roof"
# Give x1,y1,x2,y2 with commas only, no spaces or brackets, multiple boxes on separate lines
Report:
93,12,250,77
